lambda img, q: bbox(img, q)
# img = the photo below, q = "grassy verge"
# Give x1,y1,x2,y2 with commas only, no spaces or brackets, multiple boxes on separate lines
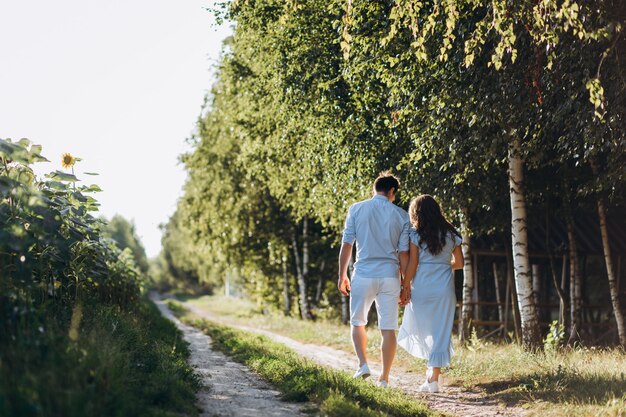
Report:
168,301,440,417
175,294,626,417
0,298,200,417
449,341,626,417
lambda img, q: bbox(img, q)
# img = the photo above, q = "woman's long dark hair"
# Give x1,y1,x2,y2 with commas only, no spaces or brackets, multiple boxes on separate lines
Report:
409,195,461,255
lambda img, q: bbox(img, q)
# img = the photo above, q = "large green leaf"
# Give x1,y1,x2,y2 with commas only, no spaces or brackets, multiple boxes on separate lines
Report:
47,171,79,182
80,184,102,193
0,138,31,164
0,176,20,195
29,144,50,163
0,138,50,164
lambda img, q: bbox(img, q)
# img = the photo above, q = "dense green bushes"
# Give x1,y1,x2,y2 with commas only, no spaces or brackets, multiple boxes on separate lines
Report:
0,138,199,416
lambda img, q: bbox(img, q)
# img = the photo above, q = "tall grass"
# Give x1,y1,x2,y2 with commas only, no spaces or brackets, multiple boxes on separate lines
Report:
448,342,626,417
0,299,200,417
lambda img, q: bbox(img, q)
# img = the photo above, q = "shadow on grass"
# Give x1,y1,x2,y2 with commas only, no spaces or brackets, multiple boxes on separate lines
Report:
476,366,626,406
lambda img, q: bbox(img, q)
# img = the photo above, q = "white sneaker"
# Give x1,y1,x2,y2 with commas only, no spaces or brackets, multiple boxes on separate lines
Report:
418,380,439,393
376,380,388,388
353,364,371,379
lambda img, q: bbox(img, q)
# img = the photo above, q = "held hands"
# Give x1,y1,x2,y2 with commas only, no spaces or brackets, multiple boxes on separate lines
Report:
337,275,351,296
399,279,411,306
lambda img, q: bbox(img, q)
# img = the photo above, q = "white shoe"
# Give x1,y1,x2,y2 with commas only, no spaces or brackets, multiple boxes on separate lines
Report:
353,364,371,379
376,380,388,388
418,380,439,393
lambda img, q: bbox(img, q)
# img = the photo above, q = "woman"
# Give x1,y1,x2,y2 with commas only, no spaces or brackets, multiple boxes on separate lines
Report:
397,195,464,393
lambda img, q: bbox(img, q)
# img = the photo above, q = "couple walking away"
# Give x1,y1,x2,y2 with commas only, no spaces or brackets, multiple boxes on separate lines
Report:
337,172,464,392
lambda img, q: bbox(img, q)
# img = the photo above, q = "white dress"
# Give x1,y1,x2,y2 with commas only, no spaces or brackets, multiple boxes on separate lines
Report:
398,229,462,367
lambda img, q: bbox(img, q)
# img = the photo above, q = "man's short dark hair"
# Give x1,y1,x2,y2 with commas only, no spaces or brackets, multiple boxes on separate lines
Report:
374,171,400,194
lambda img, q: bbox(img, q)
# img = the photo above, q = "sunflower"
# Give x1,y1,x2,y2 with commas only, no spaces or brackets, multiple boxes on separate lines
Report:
61,153,76,169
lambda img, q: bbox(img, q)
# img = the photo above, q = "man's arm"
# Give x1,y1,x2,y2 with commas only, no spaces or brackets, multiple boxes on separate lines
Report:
398,213,411,277
338,205,356,296
337,242,353,296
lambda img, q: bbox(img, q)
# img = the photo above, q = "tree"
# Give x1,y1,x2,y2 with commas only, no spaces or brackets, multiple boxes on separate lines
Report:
103,214,149,275
342,0,623,348
161,0,626,345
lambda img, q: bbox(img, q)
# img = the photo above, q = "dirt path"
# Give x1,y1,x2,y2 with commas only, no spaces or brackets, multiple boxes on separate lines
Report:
150,293,312,417
180,300,527,417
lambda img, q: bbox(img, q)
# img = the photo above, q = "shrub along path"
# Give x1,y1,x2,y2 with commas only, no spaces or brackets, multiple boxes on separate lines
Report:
150,293,311,417
175,297,527,417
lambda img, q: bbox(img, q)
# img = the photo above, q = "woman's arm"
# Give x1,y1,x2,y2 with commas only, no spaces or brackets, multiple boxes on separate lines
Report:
404,243,420,280
451,245,464,270
400,243,419,305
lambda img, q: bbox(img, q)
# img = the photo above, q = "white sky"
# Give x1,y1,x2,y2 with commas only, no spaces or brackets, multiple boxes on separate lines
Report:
1,0,232,257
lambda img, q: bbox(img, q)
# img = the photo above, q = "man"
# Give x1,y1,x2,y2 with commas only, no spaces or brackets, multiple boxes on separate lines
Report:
337,172,410,387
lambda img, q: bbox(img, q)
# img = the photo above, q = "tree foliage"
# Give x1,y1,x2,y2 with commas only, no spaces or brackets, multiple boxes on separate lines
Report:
162,0,626,344
103,214,150,275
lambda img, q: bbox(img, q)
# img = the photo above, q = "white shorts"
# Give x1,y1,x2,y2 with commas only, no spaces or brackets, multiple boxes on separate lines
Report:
350,276,401,330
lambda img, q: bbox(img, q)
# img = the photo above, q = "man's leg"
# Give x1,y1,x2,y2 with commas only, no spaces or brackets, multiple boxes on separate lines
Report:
349,277,375,368
376,277,401,383
351,325,368,366
379,329,396,382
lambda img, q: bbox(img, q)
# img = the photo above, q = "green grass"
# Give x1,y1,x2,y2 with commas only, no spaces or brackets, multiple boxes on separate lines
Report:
166,299,187,315
448,341,626,417
168,302,439,417
175,294,626,417
0,298,200,417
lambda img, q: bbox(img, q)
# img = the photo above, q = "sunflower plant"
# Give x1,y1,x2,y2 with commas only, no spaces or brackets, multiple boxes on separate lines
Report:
61,152,76,169
1,136,141,317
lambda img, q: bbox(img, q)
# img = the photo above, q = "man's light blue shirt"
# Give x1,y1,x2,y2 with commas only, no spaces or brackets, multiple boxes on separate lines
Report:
342,194,410,278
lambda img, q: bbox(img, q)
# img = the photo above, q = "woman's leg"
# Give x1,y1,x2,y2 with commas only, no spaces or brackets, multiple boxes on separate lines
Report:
428,367,441,383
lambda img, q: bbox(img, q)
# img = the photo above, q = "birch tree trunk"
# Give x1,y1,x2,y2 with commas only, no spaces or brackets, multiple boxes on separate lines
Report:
590,158,626,347
292,218,313,320
292,233,303,317
225,271,231,297
315,260,326,304
532,264,541,308
596,196,626,347
566,216,582,344
508,137,541,348
506,239,522,342
493,262,504,328
548,253,568,327
282,252,291,316
560,255,568,326
459,214,474,342
503,263,511,338
546,212,568,327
